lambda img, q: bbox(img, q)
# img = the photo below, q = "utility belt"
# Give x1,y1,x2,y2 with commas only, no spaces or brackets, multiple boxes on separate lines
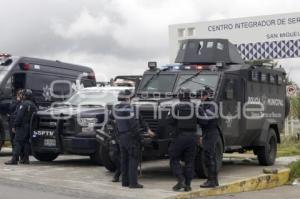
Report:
177,129,197,136
118,130,129,135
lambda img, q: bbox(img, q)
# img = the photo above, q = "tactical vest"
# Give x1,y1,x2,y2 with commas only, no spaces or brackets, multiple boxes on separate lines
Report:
176,103,197,132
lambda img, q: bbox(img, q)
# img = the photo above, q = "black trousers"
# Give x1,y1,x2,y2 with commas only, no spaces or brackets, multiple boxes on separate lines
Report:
13,126,30,160
13,139,30,160
119,133,140,186
169,133,197,186
110,142,121,179
202,127,219,179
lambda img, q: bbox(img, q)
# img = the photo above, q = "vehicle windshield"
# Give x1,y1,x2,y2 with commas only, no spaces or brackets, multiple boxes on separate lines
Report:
66,90,121,106
0,70,8,82
138,74,177,93
174,74,219,93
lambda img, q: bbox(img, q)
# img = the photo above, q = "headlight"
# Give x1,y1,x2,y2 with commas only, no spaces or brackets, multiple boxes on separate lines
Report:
78,118,98,127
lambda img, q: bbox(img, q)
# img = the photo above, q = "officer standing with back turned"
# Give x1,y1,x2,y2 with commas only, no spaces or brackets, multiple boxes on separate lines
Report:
168,88,198,192
114,89,155,188
8,89,23,149
198,87,220,188
5,89,37,165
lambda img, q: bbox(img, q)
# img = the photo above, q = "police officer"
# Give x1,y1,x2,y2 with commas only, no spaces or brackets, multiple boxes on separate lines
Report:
8,90,23,149
5,89,37,165
198,88,220,188
0,90,22,150
114,89,154,188
168,88,198,192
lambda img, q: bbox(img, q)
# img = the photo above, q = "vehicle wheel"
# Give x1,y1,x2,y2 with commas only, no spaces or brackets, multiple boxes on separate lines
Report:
255,128,277,166
33,152,59,162
195,137,223,178
90,145,103,165
100,144,116,172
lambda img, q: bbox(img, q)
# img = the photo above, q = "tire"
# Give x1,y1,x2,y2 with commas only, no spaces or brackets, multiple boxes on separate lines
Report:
33,152,59,162
90,145,103,165
100,144,116,172
195,136,223,178
255,128,277,166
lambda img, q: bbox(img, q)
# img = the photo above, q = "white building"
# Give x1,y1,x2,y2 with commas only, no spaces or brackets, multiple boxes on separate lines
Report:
169,12,300,62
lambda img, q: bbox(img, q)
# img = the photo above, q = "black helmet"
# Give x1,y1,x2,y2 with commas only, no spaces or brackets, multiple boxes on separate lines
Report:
118,89,133,101
22,89,33,100
178,88,191,101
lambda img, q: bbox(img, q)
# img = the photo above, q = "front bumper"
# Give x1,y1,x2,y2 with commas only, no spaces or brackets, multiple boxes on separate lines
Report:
31,130,98,155
62,136,98,155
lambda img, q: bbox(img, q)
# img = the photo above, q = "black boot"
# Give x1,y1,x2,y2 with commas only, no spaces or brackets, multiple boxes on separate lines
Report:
112,173,120,182
129,183,144,189
184,179,192,192
184,186,192,192
173,176,186,191
5,156,18,165
215,176,219,187
19,156,30,164
200,178,218,188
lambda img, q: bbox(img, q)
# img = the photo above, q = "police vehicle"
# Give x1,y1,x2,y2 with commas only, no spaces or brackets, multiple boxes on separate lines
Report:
31,86,133,164
0,54,96,151
97,39,289,177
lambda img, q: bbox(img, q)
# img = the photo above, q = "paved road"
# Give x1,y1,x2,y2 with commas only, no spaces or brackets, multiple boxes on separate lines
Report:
0,148,298,199
206,185,300,199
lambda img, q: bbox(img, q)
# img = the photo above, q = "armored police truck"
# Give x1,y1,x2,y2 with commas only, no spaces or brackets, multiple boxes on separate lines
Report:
97,39,289,177
0,54,96,151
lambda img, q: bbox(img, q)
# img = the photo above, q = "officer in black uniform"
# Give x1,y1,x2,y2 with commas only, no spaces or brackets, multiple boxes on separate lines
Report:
8,90,22,149
0,90,22,149
168,88,198,192
5,89,37,165
114,89,154,188
198,88,220,188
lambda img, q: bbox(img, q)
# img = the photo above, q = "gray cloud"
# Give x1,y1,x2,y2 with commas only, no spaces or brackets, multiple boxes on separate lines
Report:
1,0,300,83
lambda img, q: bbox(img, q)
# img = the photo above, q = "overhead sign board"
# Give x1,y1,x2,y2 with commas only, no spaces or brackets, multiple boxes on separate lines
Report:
169,12,300,62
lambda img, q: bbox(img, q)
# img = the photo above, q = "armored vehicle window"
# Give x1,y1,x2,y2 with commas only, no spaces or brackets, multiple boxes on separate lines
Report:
3,77,12,97
224,79,235,100
269,74,276,84
81,79,95,88
139,74,177,93
261,73,267,83
249,71,260,82
175,74,218,93
12,73,26,91
277,75,283,85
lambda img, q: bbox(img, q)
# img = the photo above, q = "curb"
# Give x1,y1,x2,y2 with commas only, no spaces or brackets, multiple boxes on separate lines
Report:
167,168,290,199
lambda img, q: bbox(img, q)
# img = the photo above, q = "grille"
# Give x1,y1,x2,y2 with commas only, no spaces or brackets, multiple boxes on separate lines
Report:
140,110,159,132
38,117,71,131
38,117,59,130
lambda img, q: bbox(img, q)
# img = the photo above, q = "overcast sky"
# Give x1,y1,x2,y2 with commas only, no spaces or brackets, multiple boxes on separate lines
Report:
1,0,300,84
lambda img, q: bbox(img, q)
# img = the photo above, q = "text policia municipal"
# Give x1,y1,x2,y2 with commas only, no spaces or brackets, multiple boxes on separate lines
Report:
208,17,300,32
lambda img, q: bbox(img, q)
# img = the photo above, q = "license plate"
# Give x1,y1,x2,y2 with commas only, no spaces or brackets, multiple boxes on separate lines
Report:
44,139,56,147
82,127,93,133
